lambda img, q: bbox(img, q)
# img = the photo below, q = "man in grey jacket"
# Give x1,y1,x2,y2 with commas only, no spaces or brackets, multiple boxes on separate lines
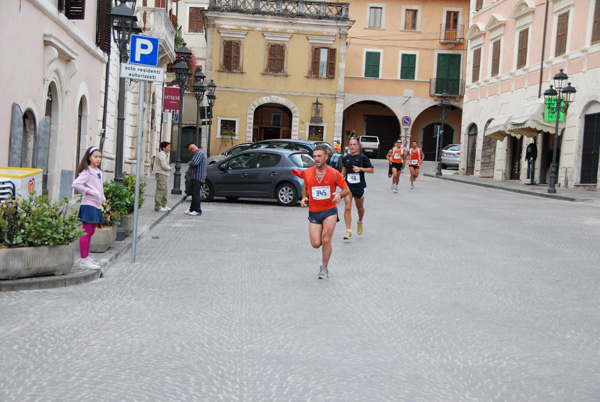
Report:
186,144,207,216
154,141,172,212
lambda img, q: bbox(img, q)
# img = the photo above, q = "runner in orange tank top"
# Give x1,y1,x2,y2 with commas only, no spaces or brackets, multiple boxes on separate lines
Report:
301,145,350,279
408,141,425,189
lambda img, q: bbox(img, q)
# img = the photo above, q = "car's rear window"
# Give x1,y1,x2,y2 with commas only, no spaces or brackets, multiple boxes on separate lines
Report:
447,145,460,152
360,137,378,143
289,154,315,168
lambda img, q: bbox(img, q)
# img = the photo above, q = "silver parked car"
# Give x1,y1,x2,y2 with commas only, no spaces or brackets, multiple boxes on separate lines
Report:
201,149,314,206
441,144,461,168
207,143,252,165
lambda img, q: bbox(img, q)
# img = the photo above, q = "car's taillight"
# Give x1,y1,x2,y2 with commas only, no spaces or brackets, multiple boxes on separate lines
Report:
457,152,461,155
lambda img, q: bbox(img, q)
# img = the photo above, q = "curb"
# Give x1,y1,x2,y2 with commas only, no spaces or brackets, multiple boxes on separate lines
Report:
425,173,579,202
0,196,186,292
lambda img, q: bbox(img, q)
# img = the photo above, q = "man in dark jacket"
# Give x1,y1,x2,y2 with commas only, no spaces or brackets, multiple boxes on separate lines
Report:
186,144,206,216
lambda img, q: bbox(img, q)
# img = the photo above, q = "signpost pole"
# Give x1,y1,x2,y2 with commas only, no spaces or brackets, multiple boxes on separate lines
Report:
131,80,145,263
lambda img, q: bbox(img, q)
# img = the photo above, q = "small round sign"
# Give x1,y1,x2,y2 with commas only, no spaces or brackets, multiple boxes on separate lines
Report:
402,116,412,126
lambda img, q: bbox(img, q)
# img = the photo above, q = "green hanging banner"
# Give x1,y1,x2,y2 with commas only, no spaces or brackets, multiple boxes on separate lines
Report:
544,97,565,123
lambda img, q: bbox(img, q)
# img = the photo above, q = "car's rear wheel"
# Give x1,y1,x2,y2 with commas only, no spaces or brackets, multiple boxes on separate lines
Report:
276,183,298,206
200,182,214,202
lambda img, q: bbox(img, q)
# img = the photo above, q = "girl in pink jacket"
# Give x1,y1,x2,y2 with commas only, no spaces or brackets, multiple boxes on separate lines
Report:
72,146,106,270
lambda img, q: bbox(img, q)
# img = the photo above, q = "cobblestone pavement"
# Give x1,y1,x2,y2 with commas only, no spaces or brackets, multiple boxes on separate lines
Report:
2,160,600,401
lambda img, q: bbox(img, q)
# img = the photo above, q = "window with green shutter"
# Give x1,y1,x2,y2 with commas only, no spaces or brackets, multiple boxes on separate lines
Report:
400,54,416,80
365,51,380,78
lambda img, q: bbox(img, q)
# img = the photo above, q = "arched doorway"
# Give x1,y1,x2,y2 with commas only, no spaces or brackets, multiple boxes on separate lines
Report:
466,124,477,175
422,123,453,161
22,109,37,168
76,97,88,171
480,119,496,178
253,104,292,141
343,101,399,157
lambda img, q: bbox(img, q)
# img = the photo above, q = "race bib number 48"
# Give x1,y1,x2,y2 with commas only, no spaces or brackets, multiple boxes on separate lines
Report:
347,173,360,184
312,186,331,200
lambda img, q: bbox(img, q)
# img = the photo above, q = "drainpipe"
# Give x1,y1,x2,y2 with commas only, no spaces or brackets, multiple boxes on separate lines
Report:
538,0,550,98
99,56,111,154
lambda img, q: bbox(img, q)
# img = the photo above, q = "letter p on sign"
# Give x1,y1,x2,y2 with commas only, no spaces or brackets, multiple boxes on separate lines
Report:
129,35,160,67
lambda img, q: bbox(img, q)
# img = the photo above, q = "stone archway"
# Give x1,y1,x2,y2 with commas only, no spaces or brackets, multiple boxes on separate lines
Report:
246,96,300,142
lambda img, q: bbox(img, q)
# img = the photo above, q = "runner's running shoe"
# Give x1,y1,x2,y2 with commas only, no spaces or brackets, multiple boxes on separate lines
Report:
357,222,363,235
343,230,352,240
318,266,329,279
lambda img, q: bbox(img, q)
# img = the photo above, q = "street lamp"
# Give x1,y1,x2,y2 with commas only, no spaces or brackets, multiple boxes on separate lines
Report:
543,69,576,194
110,0,137,184
192,68,207,148
170,43,192,195
205,80,217,157
435,90,451,177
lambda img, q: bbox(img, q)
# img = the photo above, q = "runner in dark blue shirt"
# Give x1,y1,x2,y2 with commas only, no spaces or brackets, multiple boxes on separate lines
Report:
341,138,374,240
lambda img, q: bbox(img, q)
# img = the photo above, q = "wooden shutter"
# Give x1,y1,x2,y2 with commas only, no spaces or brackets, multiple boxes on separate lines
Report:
365,51,380,78
491,40,501,77
517,29,528,69
445,11,458,41
327,48,336,78
400,54,416,80
268,44,285,74
65,0,85,19
436,54,461,94
404,10,417,30
96,0,112,53
475,0,483,11
311,48,320,76
189,7,204,33
555,12,569,56
223,41,241,72
472,48,481,82
593,0,600,44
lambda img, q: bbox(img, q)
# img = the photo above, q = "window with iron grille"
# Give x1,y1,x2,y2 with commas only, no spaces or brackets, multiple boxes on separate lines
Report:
555,11,569,56
369,7,383,28
189,7,204,33
222,40,241,72
491,40,501,77
593,0,600,44
517,28,528,69
404,9,418,31
267,44,286,74
310,47,336,78
472,48,481,83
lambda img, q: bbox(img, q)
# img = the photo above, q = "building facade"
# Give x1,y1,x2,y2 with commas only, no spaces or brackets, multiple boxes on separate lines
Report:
462,0,600,189
343,0,469,158
1,0,175,201
201,0,353,157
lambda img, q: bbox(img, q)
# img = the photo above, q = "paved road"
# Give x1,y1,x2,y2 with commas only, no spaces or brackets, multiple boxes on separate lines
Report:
2,160,600,401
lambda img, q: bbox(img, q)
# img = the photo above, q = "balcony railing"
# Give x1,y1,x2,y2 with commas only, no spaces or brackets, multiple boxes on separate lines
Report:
135,7,177,63
430,78,464,97
440,24,464,44
208,0,349,20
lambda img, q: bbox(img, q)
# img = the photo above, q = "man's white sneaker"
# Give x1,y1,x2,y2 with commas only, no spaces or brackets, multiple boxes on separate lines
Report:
164,206,172,211
187,211,200,216
80,258,100,269
158,207,168,212
318,266,329,279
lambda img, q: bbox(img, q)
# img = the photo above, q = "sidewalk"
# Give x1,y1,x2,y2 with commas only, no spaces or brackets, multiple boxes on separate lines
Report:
0,174,186,292
421,161,600,205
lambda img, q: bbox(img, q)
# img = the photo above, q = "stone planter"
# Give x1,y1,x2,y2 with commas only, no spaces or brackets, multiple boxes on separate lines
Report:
121,214,134,237
0,243,76,280
90,225,117,253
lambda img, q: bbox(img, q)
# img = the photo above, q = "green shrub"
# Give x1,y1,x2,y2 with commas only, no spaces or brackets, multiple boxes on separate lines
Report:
122,172,146,214
0,196,84,248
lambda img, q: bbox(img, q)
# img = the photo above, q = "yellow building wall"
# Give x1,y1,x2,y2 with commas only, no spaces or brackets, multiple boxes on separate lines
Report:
345,0,468,93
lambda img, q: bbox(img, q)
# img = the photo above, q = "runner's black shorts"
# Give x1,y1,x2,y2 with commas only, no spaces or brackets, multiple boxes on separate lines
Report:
348,185,366,199
308,207,339,224
391,162,403,171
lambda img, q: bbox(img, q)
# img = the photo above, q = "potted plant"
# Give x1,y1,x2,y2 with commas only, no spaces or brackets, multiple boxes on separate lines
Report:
89,180,128,252
0,195,84,280
120,173,146,236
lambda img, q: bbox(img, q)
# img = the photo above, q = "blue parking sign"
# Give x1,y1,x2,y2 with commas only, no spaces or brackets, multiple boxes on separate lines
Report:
129,35,160,67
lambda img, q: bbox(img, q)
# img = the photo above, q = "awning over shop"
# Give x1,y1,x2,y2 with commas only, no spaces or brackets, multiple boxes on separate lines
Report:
485,114,512,140
507,100,557,137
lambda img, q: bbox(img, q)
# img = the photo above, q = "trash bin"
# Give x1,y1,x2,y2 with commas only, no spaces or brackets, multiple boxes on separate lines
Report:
0,167,43,199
